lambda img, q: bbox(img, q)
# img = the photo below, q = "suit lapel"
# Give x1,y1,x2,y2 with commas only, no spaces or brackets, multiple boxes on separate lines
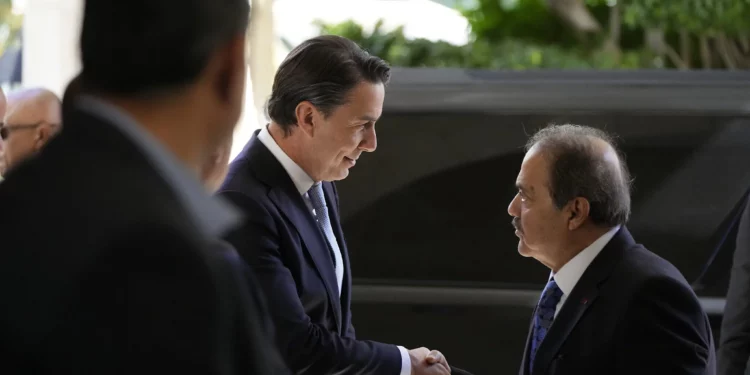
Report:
324,182,353,332
532,280,600,375
519,306,537,375
532,227,635,374
246,134,343,333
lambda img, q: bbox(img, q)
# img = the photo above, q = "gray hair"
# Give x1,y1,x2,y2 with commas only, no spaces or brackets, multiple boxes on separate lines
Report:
526,124,632,227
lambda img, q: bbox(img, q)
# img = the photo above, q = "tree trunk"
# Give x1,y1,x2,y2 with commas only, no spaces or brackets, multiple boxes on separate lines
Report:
716,33,737,70
699,35,711,69
601,1,621,61
741,35,750,53
679,30,691,69
609,2,621,46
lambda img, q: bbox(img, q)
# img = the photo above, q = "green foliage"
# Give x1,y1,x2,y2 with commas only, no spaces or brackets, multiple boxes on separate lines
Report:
585,0,750,36
316,0,750,70
0,0,22,55
462,0,580,47
317,19,653,69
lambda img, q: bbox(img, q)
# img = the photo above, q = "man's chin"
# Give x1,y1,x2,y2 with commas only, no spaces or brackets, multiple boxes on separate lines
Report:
323,169,349,182
517,241,533,257
334,167,350,180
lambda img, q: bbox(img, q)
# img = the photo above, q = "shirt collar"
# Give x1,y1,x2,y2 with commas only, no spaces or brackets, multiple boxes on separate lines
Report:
257,124,316,195
76,95,242,237
553,225,621,295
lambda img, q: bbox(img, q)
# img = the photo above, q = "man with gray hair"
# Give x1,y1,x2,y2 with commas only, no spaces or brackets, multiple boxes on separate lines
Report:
510,124,715,375
0,88,61,173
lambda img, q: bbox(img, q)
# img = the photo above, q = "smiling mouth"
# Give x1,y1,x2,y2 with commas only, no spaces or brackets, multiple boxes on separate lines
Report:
344,157,357,166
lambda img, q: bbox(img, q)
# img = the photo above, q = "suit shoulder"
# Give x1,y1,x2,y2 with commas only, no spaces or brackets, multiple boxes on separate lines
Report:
221,157,267,197
614,245,698,304
618,244,689,284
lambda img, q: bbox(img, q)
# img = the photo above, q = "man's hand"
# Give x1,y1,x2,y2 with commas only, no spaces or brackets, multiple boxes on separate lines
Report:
409,347,451,375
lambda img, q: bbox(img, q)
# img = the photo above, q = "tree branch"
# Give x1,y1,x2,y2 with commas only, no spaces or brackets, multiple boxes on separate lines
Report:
664,43,689,70
727,37,750,69
645,28,688,69
547,0,602,33
679,30,691,69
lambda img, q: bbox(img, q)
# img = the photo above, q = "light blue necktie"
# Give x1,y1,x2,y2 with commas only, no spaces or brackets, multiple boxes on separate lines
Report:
307,183,343,294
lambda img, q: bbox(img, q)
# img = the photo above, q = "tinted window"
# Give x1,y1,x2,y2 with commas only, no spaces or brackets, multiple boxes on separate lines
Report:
338,112,750,291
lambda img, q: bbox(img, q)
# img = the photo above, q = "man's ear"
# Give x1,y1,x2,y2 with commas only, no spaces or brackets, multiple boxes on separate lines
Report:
566,197,590,230
295,101,319,138
34,124,58,150
212,34,247,106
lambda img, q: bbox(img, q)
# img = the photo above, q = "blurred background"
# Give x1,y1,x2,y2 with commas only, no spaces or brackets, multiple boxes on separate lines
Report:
2,0,748,373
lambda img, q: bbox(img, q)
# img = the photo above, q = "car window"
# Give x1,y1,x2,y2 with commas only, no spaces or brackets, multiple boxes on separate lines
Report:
338,112,750,288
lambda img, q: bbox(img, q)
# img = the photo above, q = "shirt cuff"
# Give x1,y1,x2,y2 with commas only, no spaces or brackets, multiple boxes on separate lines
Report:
398,346,411,375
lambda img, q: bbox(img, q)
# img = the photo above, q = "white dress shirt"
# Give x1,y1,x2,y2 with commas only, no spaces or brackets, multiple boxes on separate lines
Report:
258,126,344,292
257,126,411,375
552,225,621,318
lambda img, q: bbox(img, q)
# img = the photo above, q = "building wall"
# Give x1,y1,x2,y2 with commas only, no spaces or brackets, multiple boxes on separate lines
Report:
22,0,82,97
21,0,261,159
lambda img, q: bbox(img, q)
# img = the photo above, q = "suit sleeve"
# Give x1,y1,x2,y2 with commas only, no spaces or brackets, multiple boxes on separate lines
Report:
221,190,402,375
217,242,292,375
719,199,750,375
346,321,357,338
617,275,713,374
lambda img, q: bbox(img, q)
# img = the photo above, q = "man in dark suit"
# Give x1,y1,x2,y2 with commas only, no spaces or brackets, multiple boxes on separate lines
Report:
200,126,290,375
0,0,285,373
509,124,716,375
719,198,750,375
219,35,451,375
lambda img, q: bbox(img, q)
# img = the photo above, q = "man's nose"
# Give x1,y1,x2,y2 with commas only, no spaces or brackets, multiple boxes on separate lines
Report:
508,193,521,217
359,126,377,152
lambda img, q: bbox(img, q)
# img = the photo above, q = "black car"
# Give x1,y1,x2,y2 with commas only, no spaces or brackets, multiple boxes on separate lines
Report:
337,68,750,374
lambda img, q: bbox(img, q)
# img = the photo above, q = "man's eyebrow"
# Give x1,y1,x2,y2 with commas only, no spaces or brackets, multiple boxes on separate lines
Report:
516,183,534,195
359,115,378,122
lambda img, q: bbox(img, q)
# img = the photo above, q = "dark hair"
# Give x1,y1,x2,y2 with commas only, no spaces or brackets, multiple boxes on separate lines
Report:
267,35,391,135
526,124,632,227
62,74,83,116
79,0,249,96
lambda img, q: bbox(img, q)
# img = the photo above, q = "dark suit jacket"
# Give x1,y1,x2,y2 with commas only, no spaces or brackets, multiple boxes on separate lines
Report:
219,133,403,374
519,227,716,375
0,106,281,374
719,199,750,375
216,241,291,374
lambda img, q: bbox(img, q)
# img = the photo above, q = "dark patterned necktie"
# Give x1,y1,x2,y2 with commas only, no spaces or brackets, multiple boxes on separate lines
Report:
529,278,563,374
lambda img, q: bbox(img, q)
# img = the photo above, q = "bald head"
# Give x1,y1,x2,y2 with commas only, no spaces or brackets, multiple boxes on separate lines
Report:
525,124,632,227
2,88,62,171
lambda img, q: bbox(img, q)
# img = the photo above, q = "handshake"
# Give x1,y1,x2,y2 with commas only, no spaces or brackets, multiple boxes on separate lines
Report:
408,347,452,375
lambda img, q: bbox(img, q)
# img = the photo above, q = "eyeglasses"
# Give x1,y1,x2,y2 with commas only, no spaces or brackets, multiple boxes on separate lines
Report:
0,121,58,140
